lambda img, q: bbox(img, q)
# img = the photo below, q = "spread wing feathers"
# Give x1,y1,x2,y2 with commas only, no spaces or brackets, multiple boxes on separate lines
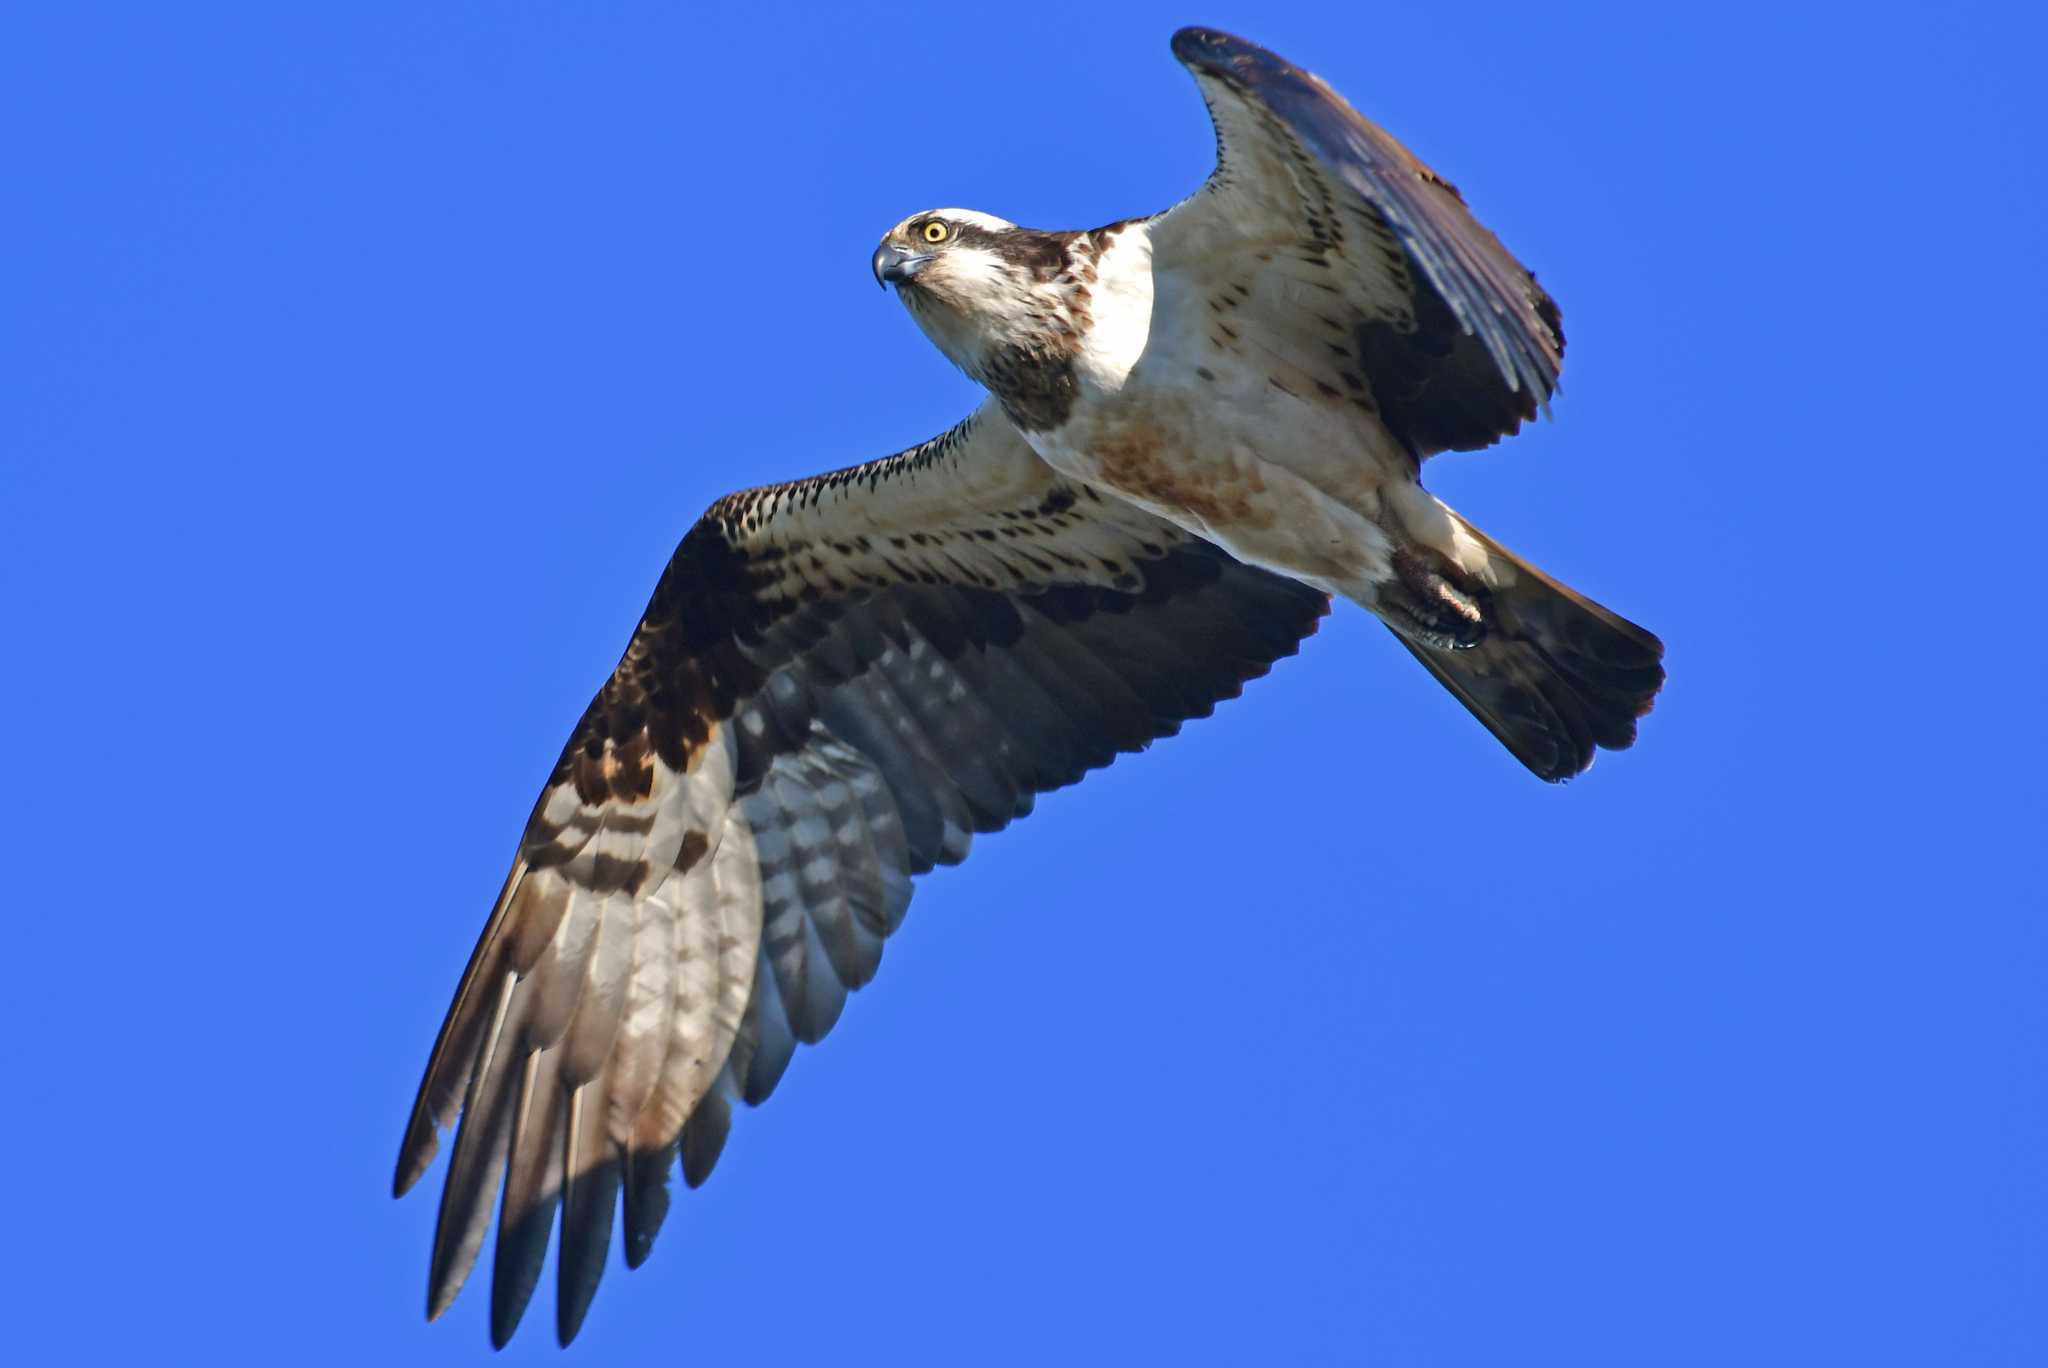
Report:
1153,27,1565,458
394,404,1328,1345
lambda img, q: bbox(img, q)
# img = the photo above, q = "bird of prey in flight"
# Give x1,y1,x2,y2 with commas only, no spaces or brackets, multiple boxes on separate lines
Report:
396,26,1665,1346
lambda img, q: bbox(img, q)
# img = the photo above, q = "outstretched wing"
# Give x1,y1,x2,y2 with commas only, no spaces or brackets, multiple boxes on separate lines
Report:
1150,27,1564,458
395,402,1327,1345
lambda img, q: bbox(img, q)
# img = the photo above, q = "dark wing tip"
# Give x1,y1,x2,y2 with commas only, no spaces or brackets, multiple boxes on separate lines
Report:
1172,27,1320,96
393,1123,435,1199
1170,26,1232,63
1171,26,1271,76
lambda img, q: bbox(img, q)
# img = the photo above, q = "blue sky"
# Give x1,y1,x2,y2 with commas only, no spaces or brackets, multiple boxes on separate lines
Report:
3,3,2044,1363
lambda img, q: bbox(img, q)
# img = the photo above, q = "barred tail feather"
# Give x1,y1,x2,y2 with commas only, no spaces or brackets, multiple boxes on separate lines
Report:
1396,517,1665,781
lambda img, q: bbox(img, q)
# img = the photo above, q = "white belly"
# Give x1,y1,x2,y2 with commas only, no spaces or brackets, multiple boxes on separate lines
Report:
1025,223,1426,596
1029,373,1410,595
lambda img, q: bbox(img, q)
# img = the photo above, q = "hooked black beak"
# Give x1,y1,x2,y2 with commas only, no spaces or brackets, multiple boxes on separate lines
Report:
872,243,930,288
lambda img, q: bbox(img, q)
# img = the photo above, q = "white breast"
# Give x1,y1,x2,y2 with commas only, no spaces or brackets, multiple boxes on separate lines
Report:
1023,219,1408,597
1071,225,1157,396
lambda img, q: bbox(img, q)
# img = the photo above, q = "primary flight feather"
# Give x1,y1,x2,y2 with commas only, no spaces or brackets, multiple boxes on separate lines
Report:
397,27,1663,1346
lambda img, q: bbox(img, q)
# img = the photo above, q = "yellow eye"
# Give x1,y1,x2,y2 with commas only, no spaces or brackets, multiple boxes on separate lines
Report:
921,220,949,245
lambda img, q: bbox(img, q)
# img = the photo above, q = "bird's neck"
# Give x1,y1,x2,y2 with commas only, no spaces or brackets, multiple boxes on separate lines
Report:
969,222,1146,433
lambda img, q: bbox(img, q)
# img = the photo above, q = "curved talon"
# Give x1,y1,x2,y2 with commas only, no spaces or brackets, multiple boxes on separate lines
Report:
1388,548,1486,649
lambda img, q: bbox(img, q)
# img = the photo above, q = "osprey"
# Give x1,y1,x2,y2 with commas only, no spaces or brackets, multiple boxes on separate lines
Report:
397,28,1664,1346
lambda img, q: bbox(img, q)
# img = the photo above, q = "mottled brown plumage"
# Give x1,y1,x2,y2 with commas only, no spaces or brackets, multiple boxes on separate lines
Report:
396,406,1324,1346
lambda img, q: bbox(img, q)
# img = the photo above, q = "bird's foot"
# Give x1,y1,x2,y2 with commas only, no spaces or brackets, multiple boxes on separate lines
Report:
1382,548,1487,649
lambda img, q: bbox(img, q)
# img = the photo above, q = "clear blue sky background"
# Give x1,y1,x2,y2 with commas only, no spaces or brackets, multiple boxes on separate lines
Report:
3,3,2043,1364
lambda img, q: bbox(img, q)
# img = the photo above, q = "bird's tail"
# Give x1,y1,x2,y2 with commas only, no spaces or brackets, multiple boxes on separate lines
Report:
1388,513,1665,781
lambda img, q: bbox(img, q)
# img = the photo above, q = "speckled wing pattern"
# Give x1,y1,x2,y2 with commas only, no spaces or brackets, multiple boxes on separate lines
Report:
394,402,1327,1345
1153,28,1566,459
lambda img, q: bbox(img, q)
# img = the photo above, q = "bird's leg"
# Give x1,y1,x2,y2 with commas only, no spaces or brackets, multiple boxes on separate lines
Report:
1379,545,1488,649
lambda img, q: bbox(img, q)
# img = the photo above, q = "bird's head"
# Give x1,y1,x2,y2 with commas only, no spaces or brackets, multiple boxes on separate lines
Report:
872,208,1087,379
